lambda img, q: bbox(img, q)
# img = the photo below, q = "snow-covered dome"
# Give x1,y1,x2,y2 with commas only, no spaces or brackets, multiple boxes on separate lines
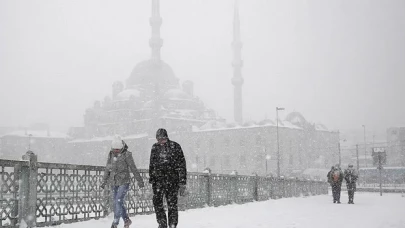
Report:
115,89,141,101
284,112,308,128
164,89,192,100
257,119,275,126
127,59,179,86
315,123,328,131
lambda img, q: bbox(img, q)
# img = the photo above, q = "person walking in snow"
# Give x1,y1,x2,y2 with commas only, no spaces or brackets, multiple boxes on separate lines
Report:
101,135,145,228
344,164,358,204
328,164,343,203
149,128,187,228
327,166,334,185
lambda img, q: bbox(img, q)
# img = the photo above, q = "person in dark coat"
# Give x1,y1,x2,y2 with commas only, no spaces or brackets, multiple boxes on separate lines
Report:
327,166,334,185
101,135,145,228
149,128,187,228
328,164,344,203
344,164,358,204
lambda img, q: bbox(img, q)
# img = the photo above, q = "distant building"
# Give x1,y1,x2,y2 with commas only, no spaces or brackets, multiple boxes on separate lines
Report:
387,127,405,166
66,0,339,176
0,125,69,162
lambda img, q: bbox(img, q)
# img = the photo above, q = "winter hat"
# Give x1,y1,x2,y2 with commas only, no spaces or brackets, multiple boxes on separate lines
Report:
111,135,124,149
156,128,168,139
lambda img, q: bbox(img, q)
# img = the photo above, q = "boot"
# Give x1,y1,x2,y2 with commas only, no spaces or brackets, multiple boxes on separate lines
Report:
124,218,132,228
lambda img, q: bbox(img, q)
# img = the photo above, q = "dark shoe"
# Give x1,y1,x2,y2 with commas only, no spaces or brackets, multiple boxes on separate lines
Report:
124,218,132,228
337,201,341,204
333,200,336,203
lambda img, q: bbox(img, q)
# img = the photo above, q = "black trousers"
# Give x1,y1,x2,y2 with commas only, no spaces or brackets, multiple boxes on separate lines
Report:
347,183,356,202
348,189,355,202
331,184,341,202
152,182,179,228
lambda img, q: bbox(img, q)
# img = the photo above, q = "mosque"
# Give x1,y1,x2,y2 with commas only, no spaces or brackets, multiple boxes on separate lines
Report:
67,0,339,177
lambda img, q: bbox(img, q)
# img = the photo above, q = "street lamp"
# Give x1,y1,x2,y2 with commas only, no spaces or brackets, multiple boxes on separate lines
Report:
276,107,285,178
337,131,347,167
362,125,367,167
265,154,271,175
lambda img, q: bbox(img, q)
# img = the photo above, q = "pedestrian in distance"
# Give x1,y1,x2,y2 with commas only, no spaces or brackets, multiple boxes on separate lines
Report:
101,135,145,228
328,164,344,204
344,164,358,204
149,128,187,228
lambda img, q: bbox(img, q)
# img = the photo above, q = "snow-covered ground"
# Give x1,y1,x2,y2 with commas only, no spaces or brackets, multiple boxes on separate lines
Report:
55,192,405,228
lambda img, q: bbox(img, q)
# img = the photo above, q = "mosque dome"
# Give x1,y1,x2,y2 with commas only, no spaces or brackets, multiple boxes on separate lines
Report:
127,59,179,86
285,112,308,128
115,89,141,101
164,89,192,100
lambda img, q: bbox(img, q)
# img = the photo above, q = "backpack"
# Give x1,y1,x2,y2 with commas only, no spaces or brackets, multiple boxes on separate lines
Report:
332,171,340,182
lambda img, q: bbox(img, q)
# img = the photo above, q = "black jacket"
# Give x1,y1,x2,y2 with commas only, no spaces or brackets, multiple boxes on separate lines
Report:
149,139,187,186
344,168,358,190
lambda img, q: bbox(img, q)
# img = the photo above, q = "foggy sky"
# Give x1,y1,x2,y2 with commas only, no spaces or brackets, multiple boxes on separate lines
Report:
0,0,404,139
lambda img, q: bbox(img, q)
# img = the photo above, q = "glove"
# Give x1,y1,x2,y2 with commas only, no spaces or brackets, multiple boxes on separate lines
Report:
138,181,145,189
100,183,106,189
179,184,187,196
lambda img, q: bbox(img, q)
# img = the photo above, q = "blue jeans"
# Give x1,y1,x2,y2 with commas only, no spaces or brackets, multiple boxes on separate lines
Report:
112,183,130,225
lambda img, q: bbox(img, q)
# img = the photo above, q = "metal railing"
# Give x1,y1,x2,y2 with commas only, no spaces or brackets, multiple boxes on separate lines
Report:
0,151,328,227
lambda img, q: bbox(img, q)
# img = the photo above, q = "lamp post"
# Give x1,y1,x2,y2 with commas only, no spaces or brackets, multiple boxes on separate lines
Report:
266,154,271,175
362,125,367,167
276,107,285,178
337,131,347,167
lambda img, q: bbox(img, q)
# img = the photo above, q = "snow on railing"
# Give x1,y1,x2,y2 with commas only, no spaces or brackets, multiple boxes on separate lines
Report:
0,151,328,228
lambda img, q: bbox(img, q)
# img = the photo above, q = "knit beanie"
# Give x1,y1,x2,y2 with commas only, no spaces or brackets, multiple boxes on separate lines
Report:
111,135,123,149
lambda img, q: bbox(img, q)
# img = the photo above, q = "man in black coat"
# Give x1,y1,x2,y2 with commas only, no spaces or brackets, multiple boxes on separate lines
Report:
344,164,358,204
149,128,187,228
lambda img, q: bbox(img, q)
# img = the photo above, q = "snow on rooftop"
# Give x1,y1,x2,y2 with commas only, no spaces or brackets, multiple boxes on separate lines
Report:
315,123,329,131
1,130,69,139
194,119,303,132
69,133,148,143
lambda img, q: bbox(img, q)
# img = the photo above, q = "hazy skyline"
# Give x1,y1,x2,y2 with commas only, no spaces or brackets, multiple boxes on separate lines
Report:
1,0,404,139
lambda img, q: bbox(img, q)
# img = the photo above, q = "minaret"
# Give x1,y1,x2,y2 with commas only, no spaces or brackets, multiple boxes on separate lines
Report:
150,0,163,61
231,0,244,124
